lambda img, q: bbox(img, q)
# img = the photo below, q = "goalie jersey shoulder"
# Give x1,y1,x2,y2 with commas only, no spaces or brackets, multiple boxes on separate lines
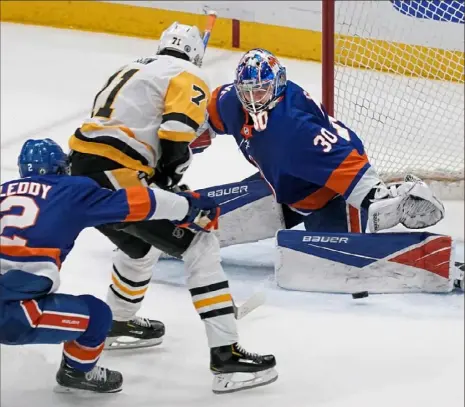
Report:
208,81,379,210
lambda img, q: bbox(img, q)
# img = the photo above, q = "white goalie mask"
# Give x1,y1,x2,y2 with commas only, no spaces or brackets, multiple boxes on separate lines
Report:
157,22,205,67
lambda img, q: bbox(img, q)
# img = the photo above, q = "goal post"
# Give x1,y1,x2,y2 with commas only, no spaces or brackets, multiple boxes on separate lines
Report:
322,0,464,199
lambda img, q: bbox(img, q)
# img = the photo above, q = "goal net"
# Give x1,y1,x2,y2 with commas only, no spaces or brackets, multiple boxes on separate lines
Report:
322,0,464,199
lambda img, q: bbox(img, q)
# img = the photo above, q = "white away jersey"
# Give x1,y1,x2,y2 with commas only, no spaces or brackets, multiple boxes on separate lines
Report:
70,55,211,176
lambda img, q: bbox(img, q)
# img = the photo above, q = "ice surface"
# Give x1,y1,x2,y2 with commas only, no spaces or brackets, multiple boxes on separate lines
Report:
1,23,463,407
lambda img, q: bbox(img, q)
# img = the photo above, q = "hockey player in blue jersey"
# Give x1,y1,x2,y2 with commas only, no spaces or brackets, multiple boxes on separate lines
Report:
199,48,445,236
0,138,221,393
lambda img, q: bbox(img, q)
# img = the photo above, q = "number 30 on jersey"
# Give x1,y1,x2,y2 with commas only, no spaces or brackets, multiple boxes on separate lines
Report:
314,117,351,152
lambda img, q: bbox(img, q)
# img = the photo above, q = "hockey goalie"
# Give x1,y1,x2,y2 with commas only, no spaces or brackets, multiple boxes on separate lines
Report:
190,48,463,294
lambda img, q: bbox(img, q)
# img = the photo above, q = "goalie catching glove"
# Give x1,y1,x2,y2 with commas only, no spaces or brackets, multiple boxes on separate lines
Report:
175,191,220,232
367,174,445,232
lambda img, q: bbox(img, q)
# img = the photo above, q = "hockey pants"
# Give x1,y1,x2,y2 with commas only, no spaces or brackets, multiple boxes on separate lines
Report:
0,293,112,372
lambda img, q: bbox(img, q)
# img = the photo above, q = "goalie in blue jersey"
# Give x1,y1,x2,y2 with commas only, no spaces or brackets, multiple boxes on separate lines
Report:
193,48,445,236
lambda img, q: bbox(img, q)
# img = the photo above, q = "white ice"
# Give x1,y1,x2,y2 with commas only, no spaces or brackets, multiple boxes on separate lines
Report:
1,23,463,407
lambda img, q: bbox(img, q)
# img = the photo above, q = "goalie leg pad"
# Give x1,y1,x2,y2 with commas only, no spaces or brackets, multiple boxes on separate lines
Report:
196,179,284,247
275,230,455,293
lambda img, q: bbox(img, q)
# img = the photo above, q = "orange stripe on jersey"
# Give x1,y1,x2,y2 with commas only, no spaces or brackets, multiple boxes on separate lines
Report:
124,186,151,221
325,150,369,196
207,87,226,133
0,246,61,267
64,341,104,363
347,205,361,233
291,187,337,211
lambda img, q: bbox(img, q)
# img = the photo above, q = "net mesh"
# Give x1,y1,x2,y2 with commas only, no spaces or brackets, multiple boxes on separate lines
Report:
333,0,464,184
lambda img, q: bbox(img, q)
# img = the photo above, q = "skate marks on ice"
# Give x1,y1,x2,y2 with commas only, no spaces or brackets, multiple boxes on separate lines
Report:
1,304,463,407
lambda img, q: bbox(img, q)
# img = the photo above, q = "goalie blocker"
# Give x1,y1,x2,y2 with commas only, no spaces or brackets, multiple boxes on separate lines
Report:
196,178,285,246
195,173,367,247
275,231,462,294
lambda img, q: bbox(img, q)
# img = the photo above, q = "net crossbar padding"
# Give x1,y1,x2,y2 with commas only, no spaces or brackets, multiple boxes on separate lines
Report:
323,0,464,198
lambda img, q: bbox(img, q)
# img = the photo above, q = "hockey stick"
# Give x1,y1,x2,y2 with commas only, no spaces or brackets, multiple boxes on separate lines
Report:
202,9,217,48
233,291,267,320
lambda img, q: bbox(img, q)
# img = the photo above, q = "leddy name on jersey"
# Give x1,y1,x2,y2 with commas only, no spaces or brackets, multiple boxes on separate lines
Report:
0,181,52,199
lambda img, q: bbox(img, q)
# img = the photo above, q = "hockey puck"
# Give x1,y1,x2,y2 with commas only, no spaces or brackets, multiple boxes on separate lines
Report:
352,291,369,299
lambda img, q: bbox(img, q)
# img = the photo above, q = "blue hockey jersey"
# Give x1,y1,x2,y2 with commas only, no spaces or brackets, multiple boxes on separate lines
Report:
0,175,161,301
207,81,381,213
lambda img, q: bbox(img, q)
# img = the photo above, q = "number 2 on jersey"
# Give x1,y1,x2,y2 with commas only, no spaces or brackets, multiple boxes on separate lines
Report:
0,196,39,246
92,68,139,119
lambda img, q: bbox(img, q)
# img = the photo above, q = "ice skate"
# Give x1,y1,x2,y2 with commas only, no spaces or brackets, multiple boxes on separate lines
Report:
210,343,278,393
55,359,123,394
104,316,165,350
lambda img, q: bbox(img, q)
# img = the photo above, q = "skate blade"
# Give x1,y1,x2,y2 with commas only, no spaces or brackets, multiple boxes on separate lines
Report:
53,384,122,394
104,336,163,350
212,367,278,394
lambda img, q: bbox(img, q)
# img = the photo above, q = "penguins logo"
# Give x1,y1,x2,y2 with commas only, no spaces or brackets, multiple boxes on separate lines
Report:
172,227,185,239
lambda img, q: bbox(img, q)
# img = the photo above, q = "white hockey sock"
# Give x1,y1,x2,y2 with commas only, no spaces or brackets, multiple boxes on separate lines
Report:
183,232,239,348
107,246,161,321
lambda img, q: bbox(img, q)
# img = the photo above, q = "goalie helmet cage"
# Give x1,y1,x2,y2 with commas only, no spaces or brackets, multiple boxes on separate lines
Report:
321,0,464,199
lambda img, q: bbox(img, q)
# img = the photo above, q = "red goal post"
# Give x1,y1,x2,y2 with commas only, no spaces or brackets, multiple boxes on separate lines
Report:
321,0,464,199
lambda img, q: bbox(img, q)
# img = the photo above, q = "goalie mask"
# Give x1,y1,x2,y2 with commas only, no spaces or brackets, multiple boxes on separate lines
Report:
157,22,205,67
234,49,287,114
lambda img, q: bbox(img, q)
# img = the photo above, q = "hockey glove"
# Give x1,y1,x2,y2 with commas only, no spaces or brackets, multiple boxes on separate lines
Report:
175,191,220,233
367,174,445,232
152,145,193,189
399,174,445,229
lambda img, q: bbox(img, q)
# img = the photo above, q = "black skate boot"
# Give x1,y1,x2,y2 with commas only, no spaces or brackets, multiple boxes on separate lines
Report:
104,316,165,350
210,343,278,393
55,359,123,393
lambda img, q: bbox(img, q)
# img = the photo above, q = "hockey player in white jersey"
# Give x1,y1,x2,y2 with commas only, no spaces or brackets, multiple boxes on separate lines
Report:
69,23,277,393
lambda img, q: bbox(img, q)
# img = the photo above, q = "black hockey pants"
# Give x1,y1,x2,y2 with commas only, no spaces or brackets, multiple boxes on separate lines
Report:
69,151,195,259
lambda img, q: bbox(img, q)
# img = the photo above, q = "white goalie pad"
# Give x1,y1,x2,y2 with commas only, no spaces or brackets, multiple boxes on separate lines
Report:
275,231,458,294
197,180,285,247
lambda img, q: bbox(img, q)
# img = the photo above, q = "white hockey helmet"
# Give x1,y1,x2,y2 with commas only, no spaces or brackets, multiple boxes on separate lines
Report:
157,22,205,67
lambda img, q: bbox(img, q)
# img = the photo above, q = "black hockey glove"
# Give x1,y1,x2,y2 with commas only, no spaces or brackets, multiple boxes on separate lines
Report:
152,141,192,189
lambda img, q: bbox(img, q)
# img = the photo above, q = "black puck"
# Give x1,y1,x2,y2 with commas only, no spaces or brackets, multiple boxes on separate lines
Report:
352,291,369,299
